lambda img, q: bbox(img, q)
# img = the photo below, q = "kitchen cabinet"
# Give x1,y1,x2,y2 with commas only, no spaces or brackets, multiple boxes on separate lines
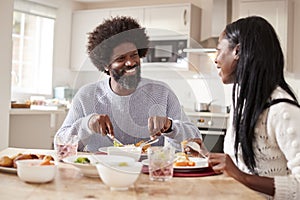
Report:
144,3,201,42
9,109,67,149
239,0,294,72
109,7,144,26
70,9,109,71
69,3,201,71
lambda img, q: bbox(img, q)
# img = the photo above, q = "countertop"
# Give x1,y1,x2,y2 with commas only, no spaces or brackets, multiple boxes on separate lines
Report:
0,147,264,200
184,108,229,118
10,107,67,115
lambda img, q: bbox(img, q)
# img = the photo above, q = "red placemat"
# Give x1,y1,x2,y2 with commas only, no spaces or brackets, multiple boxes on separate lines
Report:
142,165,217,177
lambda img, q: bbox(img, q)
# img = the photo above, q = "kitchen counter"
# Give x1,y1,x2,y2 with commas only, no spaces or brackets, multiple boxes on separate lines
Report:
9,107,67,115
184,108,229,118
0,147,265,200
9,109,67,149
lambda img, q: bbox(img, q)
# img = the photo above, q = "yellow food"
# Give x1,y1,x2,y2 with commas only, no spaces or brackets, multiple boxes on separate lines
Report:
173,152,196,167
135,140,150,153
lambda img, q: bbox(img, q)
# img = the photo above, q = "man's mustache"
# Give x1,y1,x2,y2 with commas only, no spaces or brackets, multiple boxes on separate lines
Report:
119,64,139,75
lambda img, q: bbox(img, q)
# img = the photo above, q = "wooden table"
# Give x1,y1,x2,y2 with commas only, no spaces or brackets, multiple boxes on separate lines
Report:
0,148,265,200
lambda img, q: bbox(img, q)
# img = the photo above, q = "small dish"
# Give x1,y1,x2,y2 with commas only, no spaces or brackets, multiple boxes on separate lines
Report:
62,155,99,178
95,155,141,191
98,147,148,160
107,146,142,162
16,159,56,183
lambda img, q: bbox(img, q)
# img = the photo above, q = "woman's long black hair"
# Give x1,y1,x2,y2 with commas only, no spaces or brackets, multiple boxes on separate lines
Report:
224,16,298,173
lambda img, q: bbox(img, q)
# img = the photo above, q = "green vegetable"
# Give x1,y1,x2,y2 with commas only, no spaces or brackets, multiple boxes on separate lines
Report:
74,157,90,164
113,140,123,147
118,162,128,167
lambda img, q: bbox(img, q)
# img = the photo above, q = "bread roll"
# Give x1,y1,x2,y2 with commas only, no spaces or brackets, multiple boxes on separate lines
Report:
0,156,13,167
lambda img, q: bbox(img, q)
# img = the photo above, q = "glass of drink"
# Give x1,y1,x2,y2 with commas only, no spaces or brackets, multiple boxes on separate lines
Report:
54,135,79,161
147,146,175,181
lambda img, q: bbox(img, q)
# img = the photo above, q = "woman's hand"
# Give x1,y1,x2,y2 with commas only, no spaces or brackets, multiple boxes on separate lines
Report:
208,153,242,178
148,116,172,138
183,138,209,158
88,114,114,136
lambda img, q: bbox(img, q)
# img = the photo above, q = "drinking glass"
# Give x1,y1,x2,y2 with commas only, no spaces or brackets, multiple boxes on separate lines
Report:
54,135,79,161
147,146,175,181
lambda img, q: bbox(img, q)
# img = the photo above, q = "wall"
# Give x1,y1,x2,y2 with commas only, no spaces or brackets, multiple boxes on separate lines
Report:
0,0,13,150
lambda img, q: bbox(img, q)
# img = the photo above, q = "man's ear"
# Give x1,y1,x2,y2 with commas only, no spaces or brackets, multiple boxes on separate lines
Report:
233,44,240,60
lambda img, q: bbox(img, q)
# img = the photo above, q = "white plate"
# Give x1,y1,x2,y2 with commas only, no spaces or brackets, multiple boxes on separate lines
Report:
142,157,208,170
63,155,100,178
0,166,17,174
98,147,148,158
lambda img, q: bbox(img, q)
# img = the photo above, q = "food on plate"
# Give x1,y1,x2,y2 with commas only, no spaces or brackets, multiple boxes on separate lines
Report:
74,157,91,164
113,140,123,147
118,162,129,167
0,153,54,168
135,140,150,153
0,156,13,167
173,152,196,167
111,139,151,154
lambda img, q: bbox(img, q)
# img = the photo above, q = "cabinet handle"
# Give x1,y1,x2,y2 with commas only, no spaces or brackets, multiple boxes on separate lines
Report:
183,9,187,26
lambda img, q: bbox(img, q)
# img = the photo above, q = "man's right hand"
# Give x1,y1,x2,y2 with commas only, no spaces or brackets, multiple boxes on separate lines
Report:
88,114,114,136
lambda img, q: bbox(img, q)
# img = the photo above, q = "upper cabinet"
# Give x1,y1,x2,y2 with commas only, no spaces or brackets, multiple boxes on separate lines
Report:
70,9,109,71
238,0,294,73
109,7,144,26
69,3,201,71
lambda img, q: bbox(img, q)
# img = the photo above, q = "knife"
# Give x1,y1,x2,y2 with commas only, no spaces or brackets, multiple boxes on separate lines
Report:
107,134,123,147
139,137,159,148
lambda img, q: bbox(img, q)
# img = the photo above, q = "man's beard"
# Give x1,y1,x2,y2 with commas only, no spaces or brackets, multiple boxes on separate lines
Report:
111,64,141,90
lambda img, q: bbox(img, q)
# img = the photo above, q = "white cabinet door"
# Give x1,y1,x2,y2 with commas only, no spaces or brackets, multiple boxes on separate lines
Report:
144,4,190,38
70,9,109,71
109,7,144,26
239,0,293,71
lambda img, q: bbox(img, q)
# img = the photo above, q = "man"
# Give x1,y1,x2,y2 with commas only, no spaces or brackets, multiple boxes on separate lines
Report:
55,16,201,152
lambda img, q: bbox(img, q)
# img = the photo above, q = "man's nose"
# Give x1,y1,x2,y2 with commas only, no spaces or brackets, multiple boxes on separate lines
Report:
125,57,136,66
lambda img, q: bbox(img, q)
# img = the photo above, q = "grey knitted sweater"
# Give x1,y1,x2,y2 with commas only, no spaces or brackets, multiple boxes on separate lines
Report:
55,77,201,152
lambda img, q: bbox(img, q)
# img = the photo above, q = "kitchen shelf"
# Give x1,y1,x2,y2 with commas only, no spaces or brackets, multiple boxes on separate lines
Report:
183,48,217,53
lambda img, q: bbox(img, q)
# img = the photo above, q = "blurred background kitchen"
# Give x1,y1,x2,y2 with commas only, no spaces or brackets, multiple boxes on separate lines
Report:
1,0,299,151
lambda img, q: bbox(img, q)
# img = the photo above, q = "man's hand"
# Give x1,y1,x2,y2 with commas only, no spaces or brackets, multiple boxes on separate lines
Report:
88,114,114,136
148,116,172,138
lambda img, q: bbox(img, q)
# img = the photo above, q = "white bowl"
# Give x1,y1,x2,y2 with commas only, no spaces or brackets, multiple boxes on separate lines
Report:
16,159,57,183
62,155,99,178
107,146,142,161
95,155,142,191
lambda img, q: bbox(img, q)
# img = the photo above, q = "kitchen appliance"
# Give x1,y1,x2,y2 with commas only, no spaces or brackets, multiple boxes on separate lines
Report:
189,114,228,153
144,39,187,63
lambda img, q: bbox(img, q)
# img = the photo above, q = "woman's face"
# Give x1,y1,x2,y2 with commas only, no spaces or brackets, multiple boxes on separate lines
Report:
214,32,239,84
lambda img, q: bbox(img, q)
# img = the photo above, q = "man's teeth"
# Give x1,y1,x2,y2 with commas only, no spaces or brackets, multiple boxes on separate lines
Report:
125,68,136,73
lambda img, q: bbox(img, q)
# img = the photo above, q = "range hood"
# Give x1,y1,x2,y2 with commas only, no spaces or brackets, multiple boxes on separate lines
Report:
184,0,232,53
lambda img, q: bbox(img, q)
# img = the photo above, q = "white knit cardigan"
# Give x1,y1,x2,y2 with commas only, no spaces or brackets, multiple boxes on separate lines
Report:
224,87,300,199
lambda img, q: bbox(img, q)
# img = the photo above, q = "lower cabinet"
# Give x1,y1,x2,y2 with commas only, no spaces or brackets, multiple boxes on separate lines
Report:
9,110,67,149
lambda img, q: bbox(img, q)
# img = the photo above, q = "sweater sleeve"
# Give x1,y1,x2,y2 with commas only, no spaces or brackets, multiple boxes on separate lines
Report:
269,102,300,200
55,85,97,151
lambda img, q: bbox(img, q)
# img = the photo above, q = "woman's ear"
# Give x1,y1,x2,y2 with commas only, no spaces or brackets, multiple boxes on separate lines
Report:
233,44,240,60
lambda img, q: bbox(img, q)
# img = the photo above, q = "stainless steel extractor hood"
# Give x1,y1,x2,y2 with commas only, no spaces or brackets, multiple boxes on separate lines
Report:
184,0,232,53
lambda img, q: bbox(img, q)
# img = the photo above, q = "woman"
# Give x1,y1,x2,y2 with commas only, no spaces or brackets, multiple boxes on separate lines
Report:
192,16,300,199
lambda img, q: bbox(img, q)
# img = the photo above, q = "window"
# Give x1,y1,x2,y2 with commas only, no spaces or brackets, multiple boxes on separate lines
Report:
12,0,56,97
